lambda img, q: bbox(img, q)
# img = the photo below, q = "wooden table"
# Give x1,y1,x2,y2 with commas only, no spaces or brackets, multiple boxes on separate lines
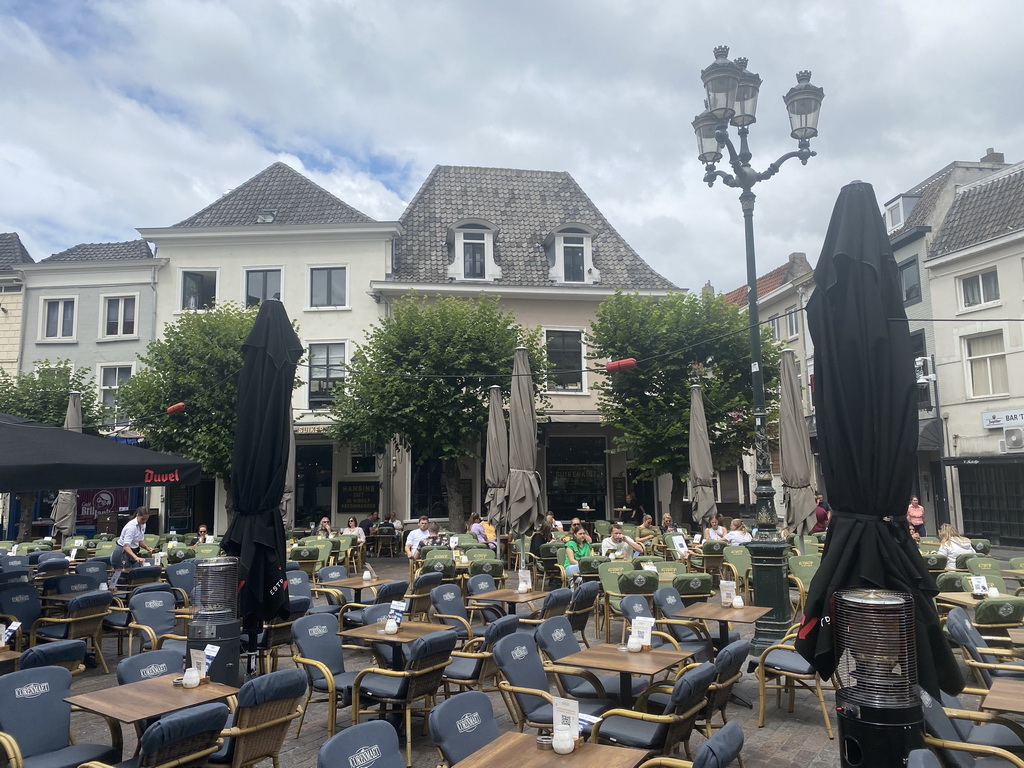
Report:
320,575,390,602
936,592,1012,609
454,730,647,768
557,644,691,706
671,601,771,648
983,678,1024,715
65,673,238,745
0,648,20,675
469,588,548,615
338,620,453,669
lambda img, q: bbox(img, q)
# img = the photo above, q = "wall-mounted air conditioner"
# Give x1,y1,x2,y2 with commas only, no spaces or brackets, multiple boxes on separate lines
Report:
1004,427,1024,453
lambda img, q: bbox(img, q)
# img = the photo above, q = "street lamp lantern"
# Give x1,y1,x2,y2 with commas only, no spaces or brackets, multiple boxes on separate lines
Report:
699,45,741,120
691,111,723,164
731,58,761,128
784,70,825,140
691,47,823,654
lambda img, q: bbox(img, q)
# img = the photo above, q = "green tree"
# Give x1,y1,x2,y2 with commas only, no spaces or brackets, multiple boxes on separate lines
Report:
0,360,105,541
588,290,781,520
117,303,258,509
328,294,546,532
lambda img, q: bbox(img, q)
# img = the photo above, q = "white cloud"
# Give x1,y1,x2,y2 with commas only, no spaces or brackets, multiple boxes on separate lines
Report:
2,0,1024,293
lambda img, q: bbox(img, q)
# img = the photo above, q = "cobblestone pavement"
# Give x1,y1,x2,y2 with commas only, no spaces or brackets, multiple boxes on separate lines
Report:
56,551,989,768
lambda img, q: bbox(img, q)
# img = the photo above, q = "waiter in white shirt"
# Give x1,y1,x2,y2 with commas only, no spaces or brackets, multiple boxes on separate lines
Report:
109,507,155,590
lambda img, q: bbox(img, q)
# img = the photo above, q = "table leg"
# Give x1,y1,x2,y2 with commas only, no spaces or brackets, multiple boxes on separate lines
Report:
390,643,403,670
618,671,633,707
715,620,753,709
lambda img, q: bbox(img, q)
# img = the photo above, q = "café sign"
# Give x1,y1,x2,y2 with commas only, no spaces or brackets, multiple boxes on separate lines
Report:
981,408,1024,429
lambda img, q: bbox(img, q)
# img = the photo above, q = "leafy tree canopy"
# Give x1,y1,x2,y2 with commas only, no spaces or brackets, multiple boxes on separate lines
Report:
328,293,546,530
117,302,258,484
589,290,781,507
0,359,104,432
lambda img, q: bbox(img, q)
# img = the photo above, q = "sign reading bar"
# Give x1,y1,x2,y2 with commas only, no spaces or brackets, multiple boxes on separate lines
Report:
982,409,1024,429
337,481,380,516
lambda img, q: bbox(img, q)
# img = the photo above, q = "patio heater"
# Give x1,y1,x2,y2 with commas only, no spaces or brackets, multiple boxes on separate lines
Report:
833,589,923,767
187,555,241,687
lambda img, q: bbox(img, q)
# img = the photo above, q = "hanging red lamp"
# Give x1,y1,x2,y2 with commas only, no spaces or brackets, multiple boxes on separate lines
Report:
605,358,638,373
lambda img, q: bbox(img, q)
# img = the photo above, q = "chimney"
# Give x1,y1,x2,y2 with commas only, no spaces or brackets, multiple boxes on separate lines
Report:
702,280,715,296
787,252,811,279
980,147,1005,164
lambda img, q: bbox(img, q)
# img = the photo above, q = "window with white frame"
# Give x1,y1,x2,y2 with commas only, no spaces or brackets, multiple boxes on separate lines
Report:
768,315,782,341
244,269,281,307
546,330,584,392
447,222,500,281
100,365,133,426
898,258,921,306
309,267,347,308
308,342,346,409
547,226,599,285
102,295,136,338
885,201,902,233
786,306,799,338
965,332,1008,398
960,268,999,309
181,269,217,311
42,297,76,340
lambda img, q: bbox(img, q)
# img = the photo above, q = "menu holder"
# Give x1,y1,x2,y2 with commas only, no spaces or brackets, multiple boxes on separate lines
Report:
632,616,655,648
552,695,579,734
387,600,406,627
720,580,737,607
518,568,533,592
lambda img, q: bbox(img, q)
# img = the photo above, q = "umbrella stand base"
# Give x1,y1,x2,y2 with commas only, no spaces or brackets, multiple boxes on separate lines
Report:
748,538,791,654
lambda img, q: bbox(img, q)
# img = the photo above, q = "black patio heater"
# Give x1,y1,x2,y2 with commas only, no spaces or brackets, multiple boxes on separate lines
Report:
186,555,241,687
833,589,922,767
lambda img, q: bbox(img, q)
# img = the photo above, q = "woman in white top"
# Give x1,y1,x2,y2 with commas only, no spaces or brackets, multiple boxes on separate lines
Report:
724,519,752,545
704,515,726,541
342,516,366,544
936,523,974,570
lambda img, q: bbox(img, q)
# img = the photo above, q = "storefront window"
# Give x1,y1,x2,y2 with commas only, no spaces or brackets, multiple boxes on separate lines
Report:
545,436,607,520
295,444,333,529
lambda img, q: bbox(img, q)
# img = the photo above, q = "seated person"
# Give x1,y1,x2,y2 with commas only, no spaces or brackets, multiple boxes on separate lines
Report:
724,519,752,545
601,523,644,560
661,513,677,533
468,512,496,550
190,526,213,546
358,510,379,539
342,516,365,544
635,514,658,546
545,513,563,532
565,518,592,545
563,527,592,578
316,517,334,537
704,515,726,541
530,523,553,560
416,522,445,558
404,516,431,560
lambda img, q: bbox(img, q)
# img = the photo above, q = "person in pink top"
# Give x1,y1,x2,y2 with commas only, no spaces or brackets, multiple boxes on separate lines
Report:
907,496,926,537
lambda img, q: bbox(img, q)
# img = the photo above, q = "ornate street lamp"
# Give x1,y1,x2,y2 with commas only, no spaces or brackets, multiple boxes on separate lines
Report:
691,46,823,652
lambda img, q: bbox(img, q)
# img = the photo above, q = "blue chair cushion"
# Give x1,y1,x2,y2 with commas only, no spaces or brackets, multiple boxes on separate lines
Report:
312,671,359,702
18,640,86,670
763,649,815,675
356,672,408,700
523,696,612,724
140,702,229,754
593,717,666,749
22,743,120,768
443,655,481,681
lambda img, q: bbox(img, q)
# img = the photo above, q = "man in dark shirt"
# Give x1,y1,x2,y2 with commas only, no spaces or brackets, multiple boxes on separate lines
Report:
359,511,379,538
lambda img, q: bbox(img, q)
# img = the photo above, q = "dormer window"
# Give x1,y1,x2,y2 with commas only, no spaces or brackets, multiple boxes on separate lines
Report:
447,220,501,281
884,195,919,234
547,225,599,285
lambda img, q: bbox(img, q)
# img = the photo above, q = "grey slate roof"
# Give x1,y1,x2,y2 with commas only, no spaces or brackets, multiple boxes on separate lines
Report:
43,239,153,263
888,159,1008,241
930,163,1024,257
0,232,34,270
392,165,677,290
174,162,374,227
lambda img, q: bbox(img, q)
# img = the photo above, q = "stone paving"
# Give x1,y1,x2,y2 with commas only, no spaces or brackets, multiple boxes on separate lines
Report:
56,550,993,768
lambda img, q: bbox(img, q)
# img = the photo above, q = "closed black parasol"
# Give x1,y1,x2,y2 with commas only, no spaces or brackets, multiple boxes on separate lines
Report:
797,181,961,697
221,300,302,627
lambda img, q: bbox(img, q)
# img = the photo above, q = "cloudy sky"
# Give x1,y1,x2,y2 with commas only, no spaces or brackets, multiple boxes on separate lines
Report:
2,1,1022,294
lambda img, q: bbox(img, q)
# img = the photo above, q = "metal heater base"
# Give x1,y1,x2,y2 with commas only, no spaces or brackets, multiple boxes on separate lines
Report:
187,619,241,688
836,694,923,768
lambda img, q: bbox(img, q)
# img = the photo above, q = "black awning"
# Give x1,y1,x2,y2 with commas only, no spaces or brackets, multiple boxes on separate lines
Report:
918,418,943,452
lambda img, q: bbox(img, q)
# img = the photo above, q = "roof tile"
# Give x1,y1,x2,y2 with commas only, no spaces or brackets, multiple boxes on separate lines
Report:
174,162,374,227
0,232,34,271
930,163,1024,257
392,165,677,290
43,239,154,263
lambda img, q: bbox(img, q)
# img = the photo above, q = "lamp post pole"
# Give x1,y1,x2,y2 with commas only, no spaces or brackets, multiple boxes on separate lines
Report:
691,46,824,653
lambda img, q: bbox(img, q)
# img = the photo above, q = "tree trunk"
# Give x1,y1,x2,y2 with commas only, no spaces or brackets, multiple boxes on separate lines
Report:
669,478,692,526
442,458,465,534
17,492,35,543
